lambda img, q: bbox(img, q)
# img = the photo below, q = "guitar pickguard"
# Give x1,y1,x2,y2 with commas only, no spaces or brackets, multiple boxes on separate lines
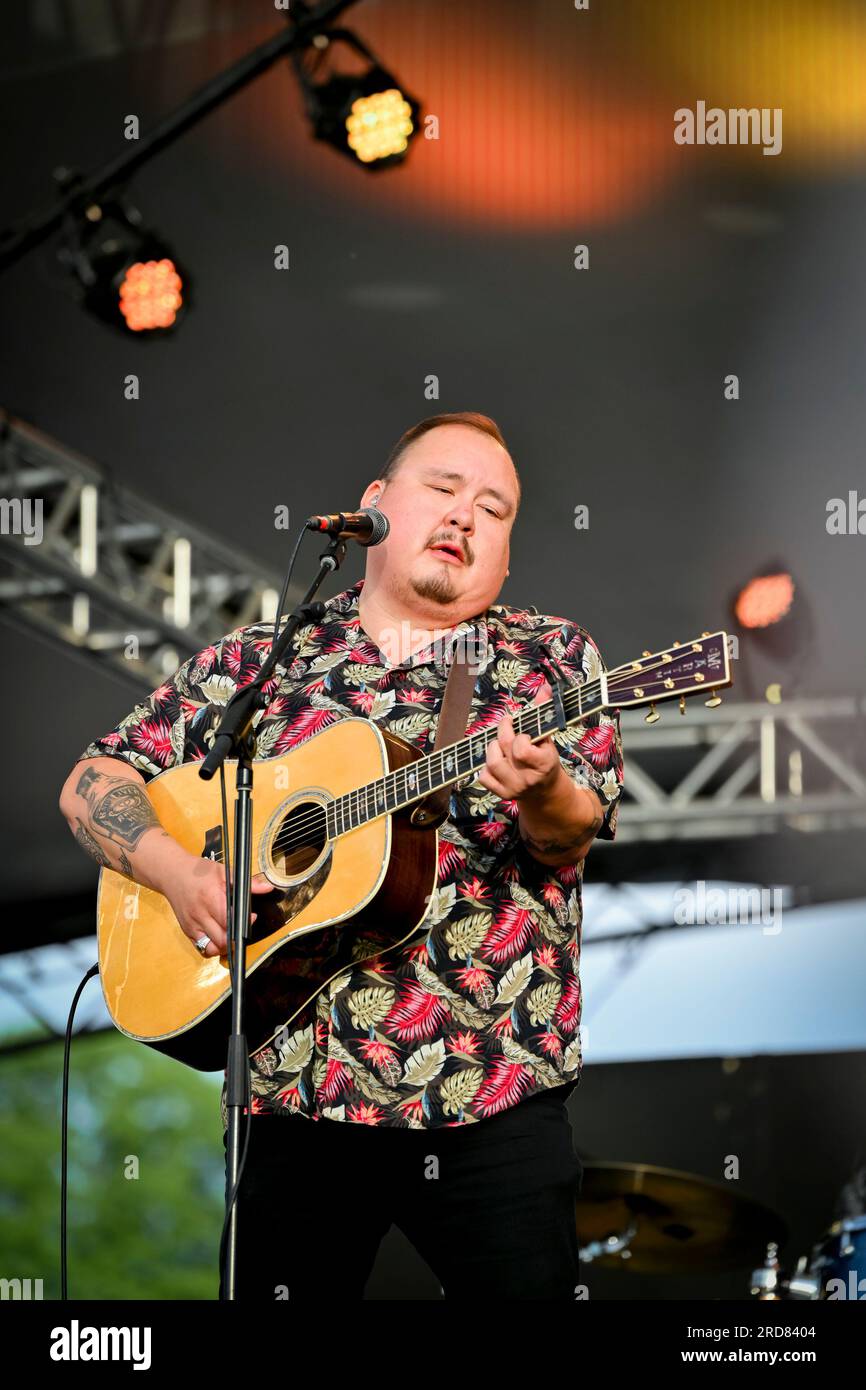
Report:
202,825,223,862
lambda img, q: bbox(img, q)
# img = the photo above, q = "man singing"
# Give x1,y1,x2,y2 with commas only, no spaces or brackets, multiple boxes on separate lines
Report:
59,411,624,1300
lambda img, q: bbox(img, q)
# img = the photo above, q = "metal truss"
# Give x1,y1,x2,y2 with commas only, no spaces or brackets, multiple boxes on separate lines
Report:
609,694,866,843
0,409,296,688
0,937,108,1057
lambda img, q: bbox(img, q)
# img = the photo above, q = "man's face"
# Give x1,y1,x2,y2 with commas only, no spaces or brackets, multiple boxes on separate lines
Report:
360,424,519,619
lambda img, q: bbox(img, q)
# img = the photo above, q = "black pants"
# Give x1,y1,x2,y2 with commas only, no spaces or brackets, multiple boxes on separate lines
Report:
219,1085,583,1300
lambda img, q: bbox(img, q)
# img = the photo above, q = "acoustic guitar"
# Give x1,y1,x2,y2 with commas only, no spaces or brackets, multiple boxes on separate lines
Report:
96,631,732,1069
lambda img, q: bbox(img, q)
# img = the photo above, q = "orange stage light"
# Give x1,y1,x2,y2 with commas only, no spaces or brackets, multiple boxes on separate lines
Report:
119,259,183,332
734,573,796,629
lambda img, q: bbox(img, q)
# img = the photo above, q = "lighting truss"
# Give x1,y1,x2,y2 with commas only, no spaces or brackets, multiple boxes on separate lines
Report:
607,695,866,843
0,410,297,689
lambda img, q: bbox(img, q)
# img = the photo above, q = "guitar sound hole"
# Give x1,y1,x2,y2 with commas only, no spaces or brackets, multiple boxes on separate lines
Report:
271,799,329,876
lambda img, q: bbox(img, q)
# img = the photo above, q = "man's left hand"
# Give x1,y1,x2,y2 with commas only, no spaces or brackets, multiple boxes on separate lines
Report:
477,711,563,804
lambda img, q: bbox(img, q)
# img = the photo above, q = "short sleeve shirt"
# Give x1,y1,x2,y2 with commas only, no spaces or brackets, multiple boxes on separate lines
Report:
77,578,624,1129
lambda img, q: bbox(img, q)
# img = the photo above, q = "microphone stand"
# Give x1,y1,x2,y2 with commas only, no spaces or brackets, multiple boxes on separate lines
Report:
199,533,347,1301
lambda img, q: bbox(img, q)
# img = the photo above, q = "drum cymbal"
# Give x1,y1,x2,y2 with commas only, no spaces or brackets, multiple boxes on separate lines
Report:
576,1161,788,1273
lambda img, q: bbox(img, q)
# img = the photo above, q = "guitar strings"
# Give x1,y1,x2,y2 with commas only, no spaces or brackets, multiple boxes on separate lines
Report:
207,648,713,870
211,651,703,867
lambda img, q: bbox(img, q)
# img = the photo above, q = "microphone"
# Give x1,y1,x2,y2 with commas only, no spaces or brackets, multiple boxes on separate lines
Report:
305,506,390,546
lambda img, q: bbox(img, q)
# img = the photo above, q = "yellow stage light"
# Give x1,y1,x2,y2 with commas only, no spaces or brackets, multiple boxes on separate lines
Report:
346,89,414,165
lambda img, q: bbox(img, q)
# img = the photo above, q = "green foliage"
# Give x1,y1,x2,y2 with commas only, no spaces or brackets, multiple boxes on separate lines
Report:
0,1033,226,1300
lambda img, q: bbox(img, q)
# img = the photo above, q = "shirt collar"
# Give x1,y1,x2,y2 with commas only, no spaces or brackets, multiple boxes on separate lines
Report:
330,577,490,673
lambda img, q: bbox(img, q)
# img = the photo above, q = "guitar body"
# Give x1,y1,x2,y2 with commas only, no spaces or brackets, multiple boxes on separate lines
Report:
95,627,732,1073
96,717,438,1071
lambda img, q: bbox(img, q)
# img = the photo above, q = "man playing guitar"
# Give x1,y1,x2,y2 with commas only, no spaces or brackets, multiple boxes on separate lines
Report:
60,411,624,1300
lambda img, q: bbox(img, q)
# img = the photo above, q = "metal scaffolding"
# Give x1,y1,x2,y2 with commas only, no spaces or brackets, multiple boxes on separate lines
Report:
0,408,296,688
611,694,866,844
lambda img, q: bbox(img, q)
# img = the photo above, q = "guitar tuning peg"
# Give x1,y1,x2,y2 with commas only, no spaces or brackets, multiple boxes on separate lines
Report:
642,650,652,658
644,701,660,724
701,630,711,638
679,695,686,714
672,640,681,647
705,693,722,708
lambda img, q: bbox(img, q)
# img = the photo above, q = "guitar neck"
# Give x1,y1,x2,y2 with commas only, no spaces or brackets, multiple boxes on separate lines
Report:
325,682,598,837
323,630,731,838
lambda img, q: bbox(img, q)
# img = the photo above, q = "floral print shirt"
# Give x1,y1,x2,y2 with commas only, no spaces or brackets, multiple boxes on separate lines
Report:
78,578,624,1129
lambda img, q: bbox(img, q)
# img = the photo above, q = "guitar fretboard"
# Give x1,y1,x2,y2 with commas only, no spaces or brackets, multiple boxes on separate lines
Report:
324,681,591,838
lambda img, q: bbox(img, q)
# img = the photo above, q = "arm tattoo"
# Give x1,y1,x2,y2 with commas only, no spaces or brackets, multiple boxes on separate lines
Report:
519,800,604,862
91,784,159,849
74,818,137,877
519,827,593,858
75,819,112,868
76,767,114,803
75,767,159,850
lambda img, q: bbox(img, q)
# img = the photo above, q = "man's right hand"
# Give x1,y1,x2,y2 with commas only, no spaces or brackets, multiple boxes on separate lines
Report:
161,853,275,958
59,758,275,958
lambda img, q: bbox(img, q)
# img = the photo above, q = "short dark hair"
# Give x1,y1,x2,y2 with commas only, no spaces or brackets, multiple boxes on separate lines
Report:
380,412,521,511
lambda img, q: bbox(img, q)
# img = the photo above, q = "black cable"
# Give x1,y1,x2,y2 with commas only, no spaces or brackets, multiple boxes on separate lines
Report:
60,962,100,1301
271,523,309,652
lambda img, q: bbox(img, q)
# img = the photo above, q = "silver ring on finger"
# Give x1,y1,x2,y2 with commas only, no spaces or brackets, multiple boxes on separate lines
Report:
194,935,211,954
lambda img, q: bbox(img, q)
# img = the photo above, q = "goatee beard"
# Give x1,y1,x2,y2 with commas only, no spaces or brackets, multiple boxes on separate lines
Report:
407,569,459,605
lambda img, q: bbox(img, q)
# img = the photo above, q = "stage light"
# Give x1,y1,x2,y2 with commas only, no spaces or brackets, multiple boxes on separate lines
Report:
118,259,183,332
291,29,420,170
729,563,813,698
346,87,414,164
58,190,188,334
734,571,795,630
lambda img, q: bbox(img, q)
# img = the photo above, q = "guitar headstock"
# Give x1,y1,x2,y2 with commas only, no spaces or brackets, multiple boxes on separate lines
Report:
606,632,732,713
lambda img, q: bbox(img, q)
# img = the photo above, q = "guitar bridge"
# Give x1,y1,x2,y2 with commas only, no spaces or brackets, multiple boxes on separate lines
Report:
202,826,223,861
